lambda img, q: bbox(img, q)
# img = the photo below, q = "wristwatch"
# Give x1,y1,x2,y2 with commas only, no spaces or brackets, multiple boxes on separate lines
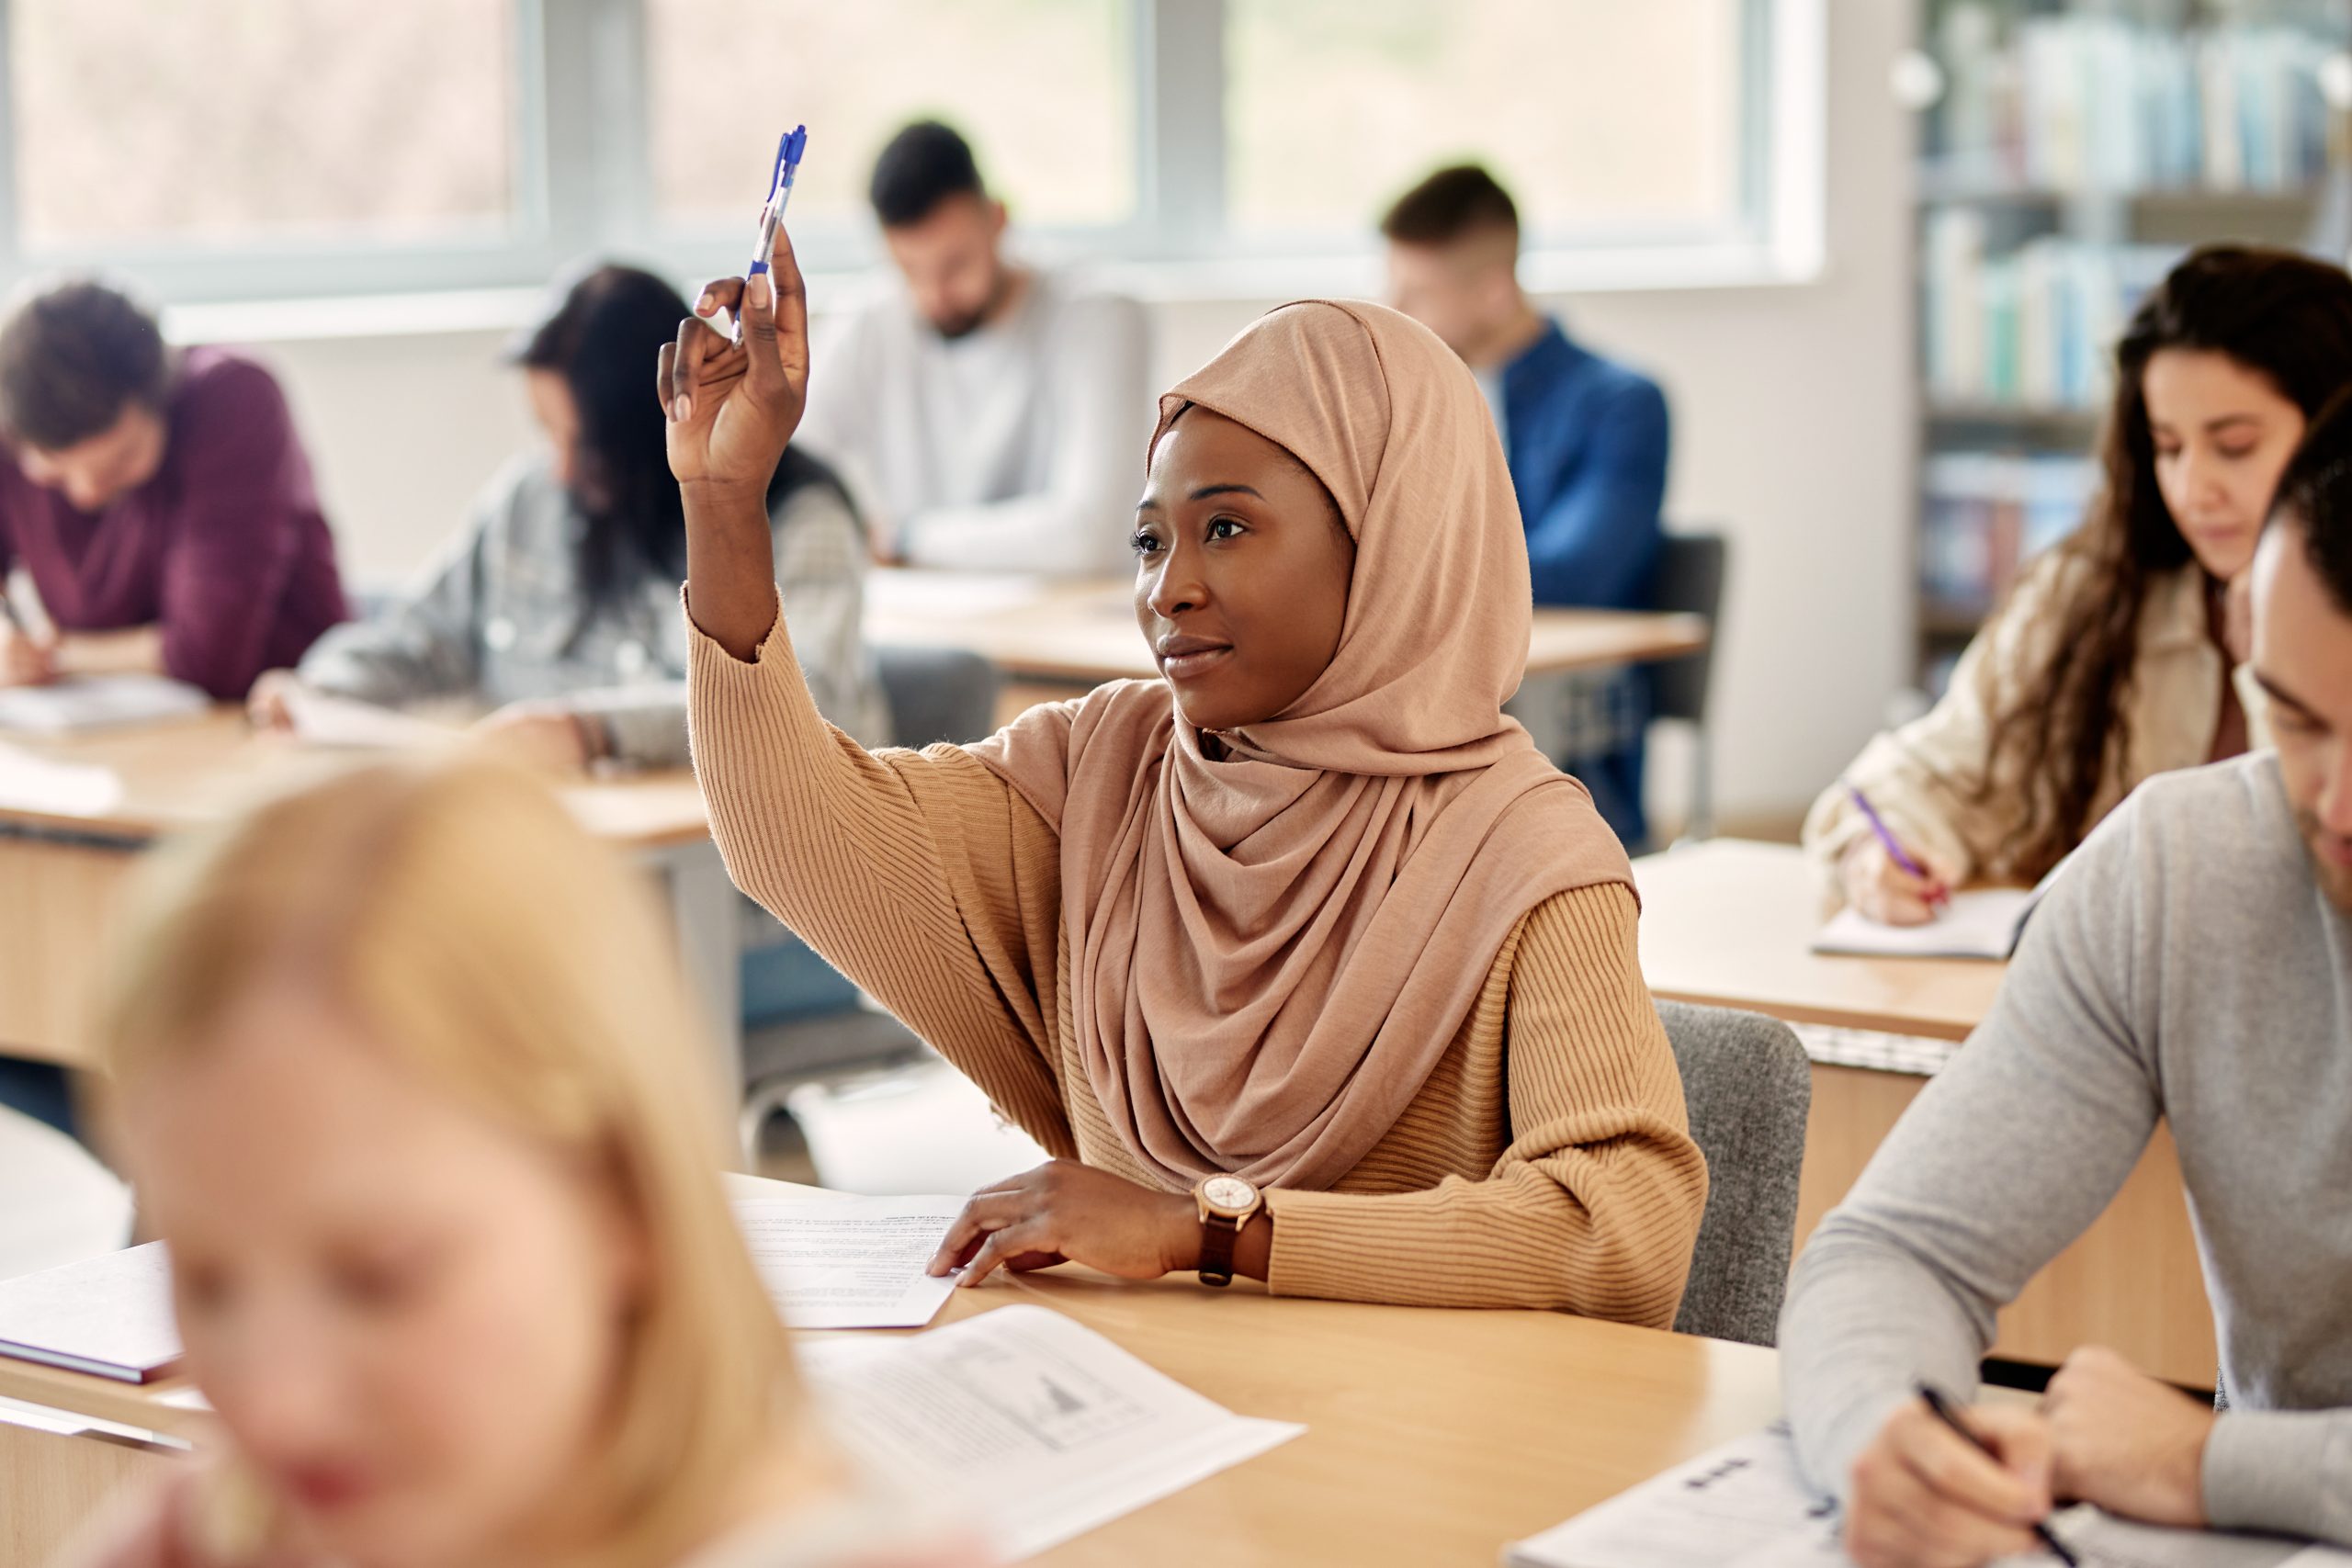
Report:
1192,1174,1264,1289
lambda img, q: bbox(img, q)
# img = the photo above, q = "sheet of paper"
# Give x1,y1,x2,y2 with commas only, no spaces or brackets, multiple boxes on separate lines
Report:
798,1303,1303,1562
1812,886,2044,961
0,674,208,736
1509,1425,2352,1568
282,686,460,750
0,741,123,816
0,1241,179,1382
731,1193,965,1330
866,569,1047,624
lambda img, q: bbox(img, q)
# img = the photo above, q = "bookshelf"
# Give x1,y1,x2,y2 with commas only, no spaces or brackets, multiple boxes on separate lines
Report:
1906,0,2352,695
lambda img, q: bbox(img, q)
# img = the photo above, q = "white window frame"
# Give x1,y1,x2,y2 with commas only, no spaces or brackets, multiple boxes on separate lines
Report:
0,0,1825,322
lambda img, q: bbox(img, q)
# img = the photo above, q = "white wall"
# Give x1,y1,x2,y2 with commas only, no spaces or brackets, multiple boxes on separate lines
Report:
233,0,1915,829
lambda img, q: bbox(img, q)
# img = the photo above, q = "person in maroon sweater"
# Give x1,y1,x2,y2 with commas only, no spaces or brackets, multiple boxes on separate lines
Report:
0,279,347,700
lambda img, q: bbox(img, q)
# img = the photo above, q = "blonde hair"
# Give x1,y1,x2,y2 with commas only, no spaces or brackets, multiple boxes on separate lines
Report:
99,757,799,1567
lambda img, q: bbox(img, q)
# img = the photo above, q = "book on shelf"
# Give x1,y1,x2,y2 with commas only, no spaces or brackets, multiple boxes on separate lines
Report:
1928,4,2337,196
1920,450,2097,618
1923,209,2176,412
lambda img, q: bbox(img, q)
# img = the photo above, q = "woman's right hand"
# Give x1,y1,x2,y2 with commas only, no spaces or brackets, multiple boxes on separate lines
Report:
659,224,809,493
245,670,304,730
1840,837,1958,927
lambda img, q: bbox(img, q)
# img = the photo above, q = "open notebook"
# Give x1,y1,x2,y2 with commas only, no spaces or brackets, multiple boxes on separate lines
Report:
1811,884,2048,961
0,673,208,736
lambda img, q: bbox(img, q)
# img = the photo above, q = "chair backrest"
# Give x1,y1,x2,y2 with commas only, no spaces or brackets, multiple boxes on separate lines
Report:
1648,532,1728,727
872,644,1002,748
1657,999,1810,1346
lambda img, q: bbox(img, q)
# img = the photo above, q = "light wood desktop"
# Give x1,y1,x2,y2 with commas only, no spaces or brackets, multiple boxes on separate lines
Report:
865,570,1711,723
0,1265,1782,1567
1634,839,2218,1388
0,711,737,1079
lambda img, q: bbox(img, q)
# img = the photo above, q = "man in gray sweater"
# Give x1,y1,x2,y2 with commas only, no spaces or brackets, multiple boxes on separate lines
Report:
1781,401,2352,1566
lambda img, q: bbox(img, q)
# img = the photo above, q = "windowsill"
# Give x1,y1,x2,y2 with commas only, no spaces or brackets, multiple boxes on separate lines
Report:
160,243,1825,347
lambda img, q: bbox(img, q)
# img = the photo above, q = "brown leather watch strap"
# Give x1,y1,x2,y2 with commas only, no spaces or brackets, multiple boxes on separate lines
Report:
1197,1212,1240,1288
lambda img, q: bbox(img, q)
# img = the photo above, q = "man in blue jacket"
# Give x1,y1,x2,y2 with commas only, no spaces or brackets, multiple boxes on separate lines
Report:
1384,164,1670,846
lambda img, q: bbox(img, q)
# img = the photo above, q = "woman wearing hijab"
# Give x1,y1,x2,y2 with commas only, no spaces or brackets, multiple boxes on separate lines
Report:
661,228,1706,1319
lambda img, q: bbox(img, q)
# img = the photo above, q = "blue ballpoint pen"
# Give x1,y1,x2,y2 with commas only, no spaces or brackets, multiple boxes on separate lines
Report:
730,125,808,345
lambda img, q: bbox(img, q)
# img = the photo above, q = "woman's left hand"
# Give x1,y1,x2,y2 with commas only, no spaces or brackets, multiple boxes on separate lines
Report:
929,1161,1200,1288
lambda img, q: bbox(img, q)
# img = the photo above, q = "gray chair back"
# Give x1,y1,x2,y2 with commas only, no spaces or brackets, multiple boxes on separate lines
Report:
1649,532,1727,727
873,644,1001,748
1657,999,1810,1346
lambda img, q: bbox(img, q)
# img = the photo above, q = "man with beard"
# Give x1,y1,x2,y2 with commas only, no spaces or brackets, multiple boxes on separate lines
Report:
795,119,1148,576
1778,391,2352,1564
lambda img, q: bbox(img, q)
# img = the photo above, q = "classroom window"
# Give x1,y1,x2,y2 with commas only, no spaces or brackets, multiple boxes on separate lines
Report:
1225,0,1756,243
5,0,521,250
645,0,1137,231
0,0,1811,304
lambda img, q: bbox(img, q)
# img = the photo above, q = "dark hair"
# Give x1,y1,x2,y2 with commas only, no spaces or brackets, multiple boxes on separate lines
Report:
2267,388,2352,615
0,278,172,451
1974,244,2352,878
515,265,851,612
868,119,985,229
1380,164,1520,247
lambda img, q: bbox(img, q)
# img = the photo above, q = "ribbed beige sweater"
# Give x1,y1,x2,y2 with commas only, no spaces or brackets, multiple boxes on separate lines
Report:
688,604,1707,1323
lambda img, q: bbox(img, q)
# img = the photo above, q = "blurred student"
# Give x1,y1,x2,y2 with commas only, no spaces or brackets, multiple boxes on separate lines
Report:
0,278,347,699
793,120,1149,576
1806,245,2352,924
1382,164,1670,846
1779,393,2352,1566
662,228,1705,1319
61,760,976,1568
252,264,888,765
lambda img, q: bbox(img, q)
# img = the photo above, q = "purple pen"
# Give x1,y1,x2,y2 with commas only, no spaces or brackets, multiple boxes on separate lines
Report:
1846,784,1947,904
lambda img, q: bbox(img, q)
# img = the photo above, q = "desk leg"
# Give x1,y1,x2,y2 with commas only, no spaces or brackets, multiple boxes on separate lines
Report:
0,1417,180,1562
650,840,743,1129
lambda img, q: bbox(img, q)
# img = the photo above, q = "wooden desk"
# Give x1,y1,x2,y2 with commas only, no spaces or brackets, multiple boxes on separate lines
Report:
865,570,1710,687
1634,840,2218,1387
0,712,738,1082
0,1269,1782,1567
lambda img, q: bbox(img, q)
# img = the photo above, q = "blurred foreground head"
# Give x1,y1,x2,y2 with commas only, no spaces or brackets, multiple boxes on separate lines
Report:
97,758,797,1568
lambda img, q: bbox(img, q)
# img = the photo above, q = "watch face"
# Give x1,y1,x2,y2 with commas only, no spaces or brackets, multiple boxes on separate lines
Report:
1201,1175,1258,1214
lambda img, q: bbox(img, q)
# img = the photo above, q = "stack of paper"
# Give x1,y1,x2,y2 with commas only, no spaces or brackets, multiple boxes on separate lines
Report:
0,674,208,736
0,1242,180,1383
1812,886,2046,961
801,1304,1302,1562
1508,1424,2352,1567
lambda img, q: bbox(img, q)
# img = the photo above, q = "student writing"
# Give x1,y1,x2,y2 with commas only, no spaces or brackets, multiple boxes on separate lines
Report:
791,121,1150,577
0,279,347,699
251,265,888,763
1804,246,2352,922
1779,393,2352,1564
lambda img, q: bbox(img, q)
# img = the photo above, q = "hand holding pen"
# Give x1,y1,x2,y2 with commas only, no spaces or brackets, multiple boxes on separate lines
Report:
730,126,806,347
1841,784,1956,927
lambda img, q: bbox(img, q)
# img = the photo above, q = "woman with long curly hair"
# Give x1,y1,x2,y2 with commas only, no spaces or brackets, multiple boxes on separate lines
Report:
1807,245,2352,923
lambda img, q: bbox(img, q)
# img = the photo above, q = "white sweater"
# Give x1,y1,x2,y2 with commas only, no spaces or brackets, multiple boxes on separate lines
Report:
796,265,1151,577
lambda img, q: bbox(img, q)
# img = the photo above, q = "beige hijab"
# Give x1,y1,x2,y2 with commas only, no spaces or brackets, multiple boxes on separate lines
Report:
971,299,1633,1191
